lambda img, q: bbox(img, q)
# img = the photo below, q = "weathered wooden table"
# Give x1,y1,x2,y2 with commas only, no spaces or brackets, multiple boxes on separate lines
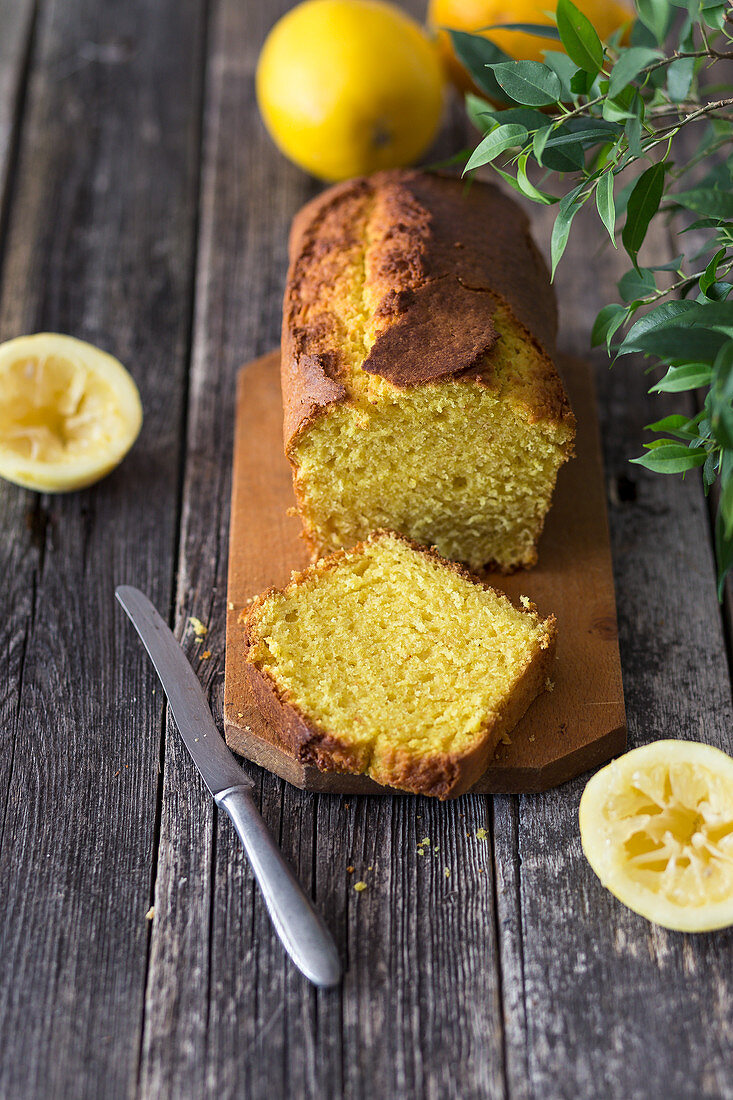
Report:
1,2,731,1098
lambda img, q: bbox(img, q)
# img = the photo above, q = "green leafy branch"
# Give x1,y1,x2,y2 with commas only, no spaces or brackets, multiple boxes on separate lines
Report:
454,0,733,596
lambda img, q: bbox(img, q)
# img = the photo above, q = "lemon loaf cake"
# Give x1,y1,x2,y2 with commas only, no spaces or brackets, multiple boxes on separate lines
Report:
241,531,556,798
281,169,575,571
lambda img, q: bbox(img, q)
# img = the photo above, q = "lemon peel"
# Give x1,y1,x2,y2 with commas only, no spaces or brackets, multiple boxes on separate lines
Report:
256,0,444,182
580,740,733,932
0,333,142,492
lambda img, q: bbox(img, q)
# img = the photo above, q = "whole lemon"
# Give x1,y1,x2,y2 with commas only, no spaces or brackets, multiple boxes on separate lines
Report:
256,0,445,182
428,0,634,92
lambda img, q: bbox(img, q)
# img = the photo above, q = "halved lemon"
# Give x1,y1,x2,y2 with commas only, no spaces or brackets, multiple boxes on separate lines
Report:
0,333,142,492
580,740,733,932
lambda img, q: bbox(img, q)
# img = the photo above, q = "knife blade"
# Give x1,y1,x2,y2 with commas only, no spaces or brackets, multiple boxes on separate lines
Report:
115,585,341,988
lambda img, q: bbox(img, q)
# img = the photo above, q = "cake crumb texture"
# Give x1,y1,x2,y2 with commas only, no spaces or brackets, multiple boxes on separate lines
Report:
242,532,556,797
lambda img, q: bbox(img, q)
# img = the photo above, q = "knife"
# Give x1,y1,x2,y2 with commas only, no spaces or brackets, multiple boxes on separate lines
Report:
115,585,342,988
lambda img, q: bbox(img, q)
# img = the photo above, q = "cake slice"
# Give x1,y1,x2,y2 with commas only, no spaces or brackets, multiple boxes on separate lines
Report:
281,169,575,571
241,531,556,798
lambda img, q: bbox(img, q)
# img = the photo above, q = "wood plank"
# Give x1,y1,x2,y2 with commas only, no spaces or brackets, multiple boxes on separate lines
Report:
492,199,733,1099
0,1,207,1096
0,0,43,893
224,349,626,794
0,0,35,214
140,0,510,1097
137,0,337,1093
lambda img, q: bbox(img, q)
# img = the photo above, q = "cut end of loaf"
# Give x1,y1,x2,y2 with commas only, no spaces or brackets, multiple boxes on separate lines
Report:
290,305,574,570
242,531,557,797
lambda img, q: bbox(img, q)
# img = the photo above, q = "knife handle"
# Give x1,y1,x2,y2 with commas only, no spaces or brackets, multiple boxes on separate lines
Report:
214,785,342,988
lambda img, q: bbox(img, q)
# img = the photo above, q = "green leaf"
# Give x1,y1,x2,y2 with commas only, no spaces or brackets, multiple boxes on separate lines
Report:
633,326,729,361
613,174,637,218
672,188,733,219
703,450,719,493
701,2,727,30
449,31,514,103
515,151,557,204
705,281,733,302
491,165,532,199
651,362,713,391
595,171,616,245
631,444,707,473
591,303,627,349
715,502,733,599
618,299,694,352
710,339,733,447
649,255,684,273
680,217,724,234
625,98,643,159
662,300,733,333
645,413,700,439
622,162,666,265
636,0,672,42
719,463,733,540
464,93,495,133
463,124,529,173
532,125,552,166
543,120,620,148
570,68,596,96
480,22,561,39
466,103,549,132
618,266,655,301
700,248,728,297
540,117,620,172
667,55,695,101
550,184,588,279
489,60,563,106
630,18,658,47
555,0,604,75
602,83,637,122
607,47,661,97
542,51,579,100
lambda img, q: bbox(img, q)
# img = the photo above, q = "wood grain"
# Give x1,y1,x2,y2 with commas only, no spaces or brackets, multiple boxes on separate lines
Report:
0,0,731,1096
0,1,207,1097
224,349,626,794
0,0,34,222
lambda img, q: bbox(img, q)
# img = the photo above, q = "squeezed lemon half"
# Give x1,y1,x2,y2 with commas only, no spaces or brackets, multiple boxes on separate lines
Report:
0,333,142,492
580,740,733,932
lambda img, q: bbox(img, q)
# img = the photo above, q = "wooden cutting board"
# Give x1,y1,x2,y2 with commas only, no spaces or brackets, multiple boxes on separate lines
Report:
224,349,626,795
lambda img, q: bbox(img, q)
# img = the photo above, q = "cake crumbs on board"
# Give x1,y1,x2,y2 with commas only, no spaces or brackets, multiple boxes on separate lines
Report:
475,828,488,841
188,616,207,638
353,881,367,893
199,650,211,660
145,906,155,921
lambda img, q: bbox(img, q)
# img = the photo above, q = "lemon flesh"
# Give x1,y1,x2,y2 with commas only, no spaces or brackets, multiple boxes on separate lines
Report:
256,0,445,182
0,333,142,492
580,740,733,932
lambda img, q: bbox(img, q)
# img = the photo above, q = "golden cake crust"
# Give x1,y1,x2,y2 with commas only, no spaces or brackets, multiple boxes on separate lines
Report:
240,532,557,798
281,169,573,453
